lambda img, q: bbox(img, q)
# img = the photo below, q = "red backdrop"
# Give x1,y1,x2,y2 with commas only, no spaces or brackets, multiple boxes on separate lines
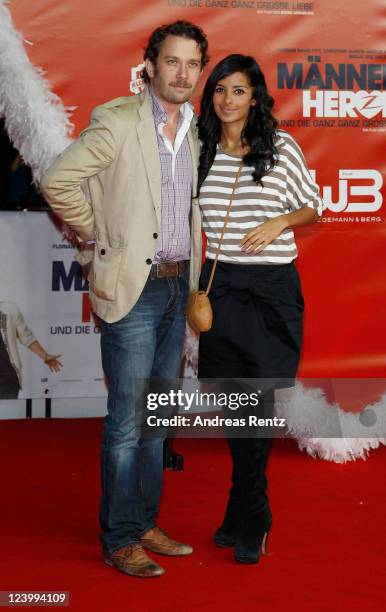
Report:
9,0,386,378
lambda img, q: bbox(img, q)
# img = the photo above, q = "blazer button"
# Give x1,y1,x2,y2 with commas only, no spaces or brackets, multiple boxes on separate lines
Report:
153,233,158,239
100,249,106,255
146,258,152,265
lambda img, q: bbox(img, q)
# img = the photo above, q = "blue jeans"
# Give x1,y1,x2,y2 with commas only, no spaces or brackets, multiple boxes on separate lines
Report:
99,272,188,553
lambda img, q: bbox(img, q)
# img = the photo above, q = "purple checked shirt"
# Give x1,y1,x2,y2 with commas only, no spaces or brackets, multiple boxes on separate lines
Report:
150,87,194,262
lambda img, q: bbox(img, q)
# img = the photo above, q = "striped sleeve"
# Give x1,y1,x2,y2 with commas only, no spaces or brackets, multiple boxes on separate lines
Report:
280,132,325,216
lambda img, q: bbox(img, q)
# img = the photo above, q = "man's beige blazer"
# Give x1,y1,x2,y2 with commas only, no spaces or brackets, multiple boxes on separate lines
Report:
41,86,202,323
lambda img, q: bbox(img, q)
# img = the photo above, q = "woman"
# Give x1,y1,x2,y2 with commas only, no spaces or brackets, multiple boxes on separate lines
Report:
0,300,62,399
197,55,324,564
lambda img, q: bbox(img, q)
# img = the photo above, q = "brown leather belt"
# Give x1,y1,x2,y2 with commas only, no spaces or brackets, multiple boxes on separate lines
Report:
149,260,189,279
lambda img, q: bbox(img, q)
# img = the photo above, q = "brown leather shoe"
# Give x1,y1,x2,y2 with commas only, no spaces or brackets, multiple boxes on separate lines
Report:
140,527,193,556
104,544,165,578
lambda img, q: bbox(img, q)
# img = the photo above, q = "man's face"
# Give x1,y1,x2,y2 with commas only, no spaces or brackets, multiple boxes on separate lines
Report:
145,35,203,107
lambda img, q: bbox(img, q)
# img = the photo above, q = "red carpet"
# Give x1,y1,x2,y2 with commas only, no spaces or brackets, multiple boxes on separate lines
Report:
0,419,385,611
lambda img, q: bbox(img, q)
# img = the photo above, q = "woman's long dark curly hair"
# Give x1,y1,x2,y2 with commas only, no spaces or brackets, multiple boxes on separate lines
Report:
198,54,277,192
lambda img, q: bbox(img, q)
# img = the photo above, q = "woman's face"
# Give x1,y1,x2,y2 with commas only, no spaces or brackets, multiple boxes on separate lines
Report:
212,71,256,126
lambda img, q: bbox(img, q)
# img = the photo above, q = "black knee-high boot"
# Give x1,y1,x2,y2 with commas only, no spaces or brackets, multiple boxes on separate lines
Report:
215,390,274,556
214,435,272,552
214,447,243,547
231,435,272,562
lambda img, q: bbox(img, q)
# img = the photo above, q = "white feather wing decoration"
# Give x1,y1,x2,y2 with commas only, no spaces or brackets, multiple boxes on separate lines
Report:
276,382,386,463
0,0,73,181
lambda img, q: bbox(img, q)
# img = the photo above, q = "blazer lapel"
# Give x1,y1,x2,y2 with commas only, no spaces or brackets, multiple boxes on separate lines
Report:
187,119,199,199
136,90,199,228
136,90,161,225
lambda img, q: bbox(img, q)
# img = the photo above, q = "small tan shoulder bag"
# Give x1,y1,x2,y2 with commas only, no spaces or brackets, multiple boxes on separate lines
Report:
186,162,243,333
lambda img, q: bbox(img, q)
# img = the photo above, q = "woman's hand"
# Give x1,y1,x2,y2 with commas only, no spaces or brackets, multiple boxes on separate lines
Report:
44,353,63,373
240,216,287,253
240,207,319,253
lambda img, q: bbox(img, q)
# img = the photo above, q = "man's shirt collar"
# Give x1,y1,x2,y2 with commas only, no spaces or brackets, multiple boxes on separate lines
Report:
149,85,194,127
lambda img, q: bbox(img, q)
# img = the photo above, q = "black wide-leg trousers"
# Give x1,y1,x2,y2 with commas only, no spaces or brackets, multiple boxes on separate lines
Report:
198,259,304,538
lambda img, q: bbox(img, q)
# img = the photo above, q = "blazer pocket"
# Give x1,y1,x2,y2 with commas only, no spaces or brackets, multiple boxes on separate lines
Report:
91,244,124,302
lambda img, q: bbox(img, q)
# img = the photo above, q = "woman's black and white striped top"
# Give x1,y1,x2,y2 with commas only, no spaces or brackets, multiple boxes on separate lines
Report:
199,130,324,264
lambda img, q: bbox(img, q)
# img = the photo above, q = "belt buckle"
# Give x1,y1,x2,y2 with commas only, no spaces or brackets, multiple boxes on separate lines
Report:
153,261,186,278
167,262,178,277
155,262,173,278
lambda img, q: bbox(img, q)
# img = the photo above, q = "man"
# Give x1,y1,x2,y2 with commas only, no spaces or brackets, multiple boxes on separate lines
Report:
41,21,208,578
0,300,62,399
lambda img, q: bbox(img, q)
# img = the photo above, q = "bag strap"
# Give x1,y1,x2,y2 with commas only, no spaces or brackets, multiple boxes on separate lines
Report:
204,161,244,296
